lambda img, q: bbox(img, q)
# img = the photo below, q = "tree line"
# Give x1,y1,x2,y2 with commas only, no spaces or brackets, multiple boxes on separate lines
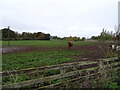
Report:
63,36,86,41
91,28,119,41
0,28,50,40
1,27,119,41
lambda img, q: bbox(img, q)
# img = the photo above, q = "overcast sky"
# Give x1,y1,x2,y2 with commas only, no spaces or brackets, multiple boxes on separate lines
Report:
0,0,119,38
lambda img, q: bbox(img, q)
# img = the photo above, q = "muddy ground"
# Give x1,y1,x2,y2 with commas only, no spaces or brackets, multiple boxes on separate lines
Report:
1,43,110,61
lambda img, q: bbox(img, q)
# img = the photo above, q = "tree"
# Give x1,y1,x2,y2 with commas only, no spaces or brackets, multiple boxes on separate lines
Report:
21,32,30,40
0,28,17,40
1,28,51,40
35,32,45,40
98,28,113,40
91,36,98,40
52,36,58,39
81,37,86,41
44,34,50,40
14,32,21,40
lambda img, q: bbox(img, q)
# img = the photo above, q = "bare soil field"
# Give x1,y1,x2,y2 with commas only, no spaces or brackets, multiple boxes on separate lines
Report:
2,46,45,54
2,43,110,61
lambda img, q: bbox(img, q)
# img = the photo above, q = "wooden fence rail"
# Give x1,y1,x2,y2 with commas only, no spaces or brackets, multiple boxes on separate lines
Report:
2,57,120,89
2,61,96,77
1,57,118,77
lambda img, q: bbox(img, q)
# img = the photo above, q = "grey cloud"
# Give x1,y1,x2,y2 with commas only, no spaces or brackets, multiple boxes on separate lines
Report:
0,0,119,38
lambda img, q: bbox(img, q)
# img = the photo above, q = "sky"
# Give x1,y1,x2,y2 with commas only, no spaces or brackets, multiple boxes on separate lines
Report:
119,1,120,27
0,0,119,38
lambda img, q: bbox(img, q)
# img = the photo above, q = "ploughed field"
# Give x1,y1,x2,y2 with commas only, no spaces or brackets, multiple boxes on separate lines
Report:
2,40,110,71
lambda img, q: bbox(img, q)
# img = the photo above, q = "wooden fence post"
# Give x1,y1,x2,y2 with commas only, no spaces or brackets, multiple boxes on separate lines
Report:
60,67,67,84
86,70,90,80
98,60,104,76
60,67,67,75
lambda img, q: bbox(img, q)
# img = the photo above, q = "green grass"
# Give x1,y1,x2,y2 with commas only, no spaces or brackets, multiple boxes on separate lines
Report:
2,40,94,71
2,40,66,47
2,40,92,85
0,41,2,47
2,50,88,71
2,40,119,87
2,40,95,47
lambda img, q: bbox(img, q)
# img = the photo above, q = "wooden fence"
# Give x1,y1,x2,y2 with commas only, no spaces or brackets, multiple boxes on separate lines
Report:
1,57,120,89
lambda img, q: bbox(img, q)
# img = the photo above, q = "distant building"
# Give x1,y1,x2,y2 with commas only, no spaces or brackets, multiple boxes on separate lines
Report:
118,1,120,29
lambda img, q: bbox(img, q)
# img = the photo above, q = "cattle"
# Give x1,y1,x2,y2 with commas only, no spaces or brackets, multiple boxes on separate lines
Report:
67,41,73,47
109,44,120,51
116,45,120,51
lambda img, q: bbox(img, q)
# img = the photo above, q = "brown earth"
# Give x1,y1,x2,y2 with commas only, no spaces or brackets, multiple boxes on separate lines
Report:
70,43,110,61
1,46,54,54
1,43,110,61
60,43,110,62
